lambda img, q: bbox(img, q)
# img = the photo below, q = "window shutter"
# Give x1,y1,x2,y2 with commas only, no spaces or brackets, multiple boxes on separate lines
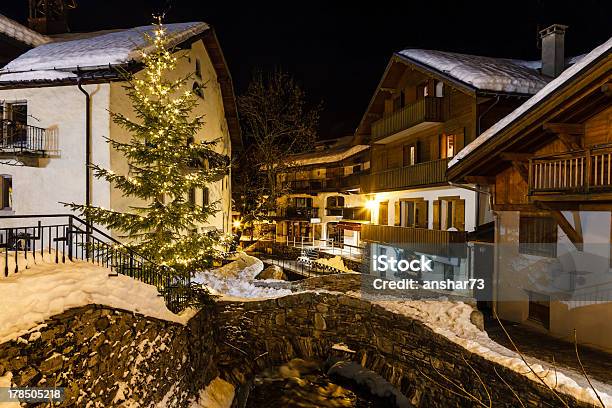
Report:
416,200,428,228
454,199,465,231
456,128,465,151
433,200,441,230
394,201,400,226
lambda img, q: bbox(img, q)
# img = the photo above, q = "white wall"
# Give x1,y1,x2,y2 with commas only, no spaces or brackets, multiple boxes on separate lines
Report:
0,83,111,224
0,40,233,236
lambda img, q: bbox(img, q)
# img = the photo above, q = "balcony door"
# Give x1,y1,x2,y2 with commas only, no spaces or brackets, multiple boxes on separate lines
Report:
1,102,28,146
433,197,465,231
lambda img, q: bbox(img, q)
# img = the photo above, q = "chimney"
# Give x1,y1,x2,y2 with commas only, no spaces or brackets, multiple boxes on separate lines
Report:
539,24,568,77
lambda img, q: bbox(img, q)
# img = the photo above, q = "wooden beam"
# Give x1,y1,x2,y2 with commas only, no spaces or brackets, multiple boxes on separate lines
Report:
601,82,612,97
557,133,582,150
511,161,529,183
549,210,583,251
543,122,585,135
500,152,533,161
464,176,496,185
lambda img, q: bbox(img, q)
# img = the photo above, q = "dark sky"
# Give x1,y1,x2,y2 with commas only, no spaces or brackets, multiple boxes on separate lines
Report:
2,1,611,138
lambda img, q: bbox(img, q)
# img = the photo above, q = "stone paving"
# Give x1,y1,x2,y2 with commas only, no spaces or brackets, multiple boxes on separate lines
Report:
484,317,612,386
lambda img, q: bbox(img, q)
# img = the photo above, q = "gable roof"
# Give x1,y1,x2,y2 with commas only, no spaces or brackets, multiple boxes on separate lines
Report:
0,21,242,150
0,22,208,81
397,49,551,95
0,13,50,48
448,37,612,174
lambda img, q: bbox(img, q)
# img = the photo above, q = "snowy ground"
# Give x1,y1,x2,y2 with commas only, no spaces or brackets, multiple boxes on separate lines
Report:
0,251,192,343
355,292,612,407
188,377,235,408
193,253,292,300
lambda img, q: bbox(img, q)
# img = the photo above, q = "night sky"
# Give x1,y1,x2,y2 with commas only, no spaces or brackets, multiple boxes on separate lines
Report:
2,1,611,138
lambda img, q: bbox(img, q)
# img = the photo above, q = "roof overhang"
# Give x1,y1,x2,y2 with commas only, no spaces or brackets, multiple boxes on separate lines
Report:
447,52,612,182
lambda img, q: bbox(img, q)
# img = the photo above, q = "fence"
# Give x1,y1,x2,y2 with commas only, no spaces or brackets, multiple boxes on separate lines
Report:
0,214,190,312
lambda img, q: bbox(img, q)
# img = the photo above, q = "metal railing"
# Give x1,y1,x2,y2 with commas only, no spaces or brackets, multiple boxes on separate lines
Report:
284,235,365,262
371,97,446,141
0,214,190,312
0,120,47,154
361,158,449,193
529,145,612,194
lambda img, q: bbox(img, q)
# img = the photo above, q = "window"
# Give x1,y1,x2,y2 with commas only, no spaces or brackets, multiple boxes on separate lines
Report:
352,164,362,174
195,58,202,79
433,197,465,231
440,134,456,159
0,175,12,209
326,196,344,208
378,201,389,225
398,199,428,228
1,102,28,146
202,187,210,206
519,215,557,257
188,187,196,206
435,81,444,97
293,197,312,208
403,144,417,166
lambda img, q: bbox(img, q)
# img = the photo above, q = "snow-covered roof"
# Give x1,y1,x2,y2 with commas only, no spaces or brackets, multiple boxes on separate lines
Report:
0,22,209,82
290,144,370,167
449,37,612,168
0,13,51,47
398,49,553,94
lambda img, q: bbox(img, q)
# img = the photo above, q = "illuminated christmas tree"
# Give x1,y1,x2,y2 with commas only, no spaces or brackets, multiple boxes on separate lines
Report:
67,21,228,275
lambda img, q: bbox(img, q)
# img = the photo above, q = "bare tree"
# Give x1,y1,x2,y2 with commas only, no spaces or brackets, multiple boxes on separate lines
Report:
235,70,320,230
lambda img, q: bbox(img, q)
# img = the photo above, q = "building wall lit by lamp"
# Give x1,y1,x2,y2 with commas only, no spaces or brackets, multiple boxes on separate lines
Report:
365,199,378,210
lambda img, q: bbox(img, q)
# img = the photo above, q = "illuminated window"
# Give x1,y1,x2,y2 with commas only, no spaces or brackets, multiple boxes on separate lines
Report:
0,175,12,209
446,134,455,158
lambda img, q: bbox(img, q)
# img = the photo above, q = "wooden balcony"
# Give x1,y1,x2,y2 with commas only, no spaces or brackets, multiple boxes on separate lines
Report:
285,172,367,194
361,224,467,257
529,145,612,199
326,206,370,221
371,97,446,142
361,158,448,193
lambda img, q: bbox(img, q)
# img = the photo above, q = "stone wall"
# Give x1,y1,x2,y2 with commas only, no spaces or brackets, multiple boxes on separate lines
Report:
0,305,218,407
0,275,598,407
215,292,593,408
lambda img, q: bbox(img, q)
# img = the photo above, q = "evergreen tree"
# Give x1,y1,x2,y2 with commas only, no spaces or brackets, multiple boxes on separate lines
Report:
66,22,228,275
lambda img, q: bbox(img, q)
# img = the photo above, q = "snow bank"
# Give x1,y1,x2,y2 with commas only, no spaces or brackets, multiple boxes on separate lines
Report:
194,253,292,299
189,377,235,408
0,253,189,344
361,293,612,407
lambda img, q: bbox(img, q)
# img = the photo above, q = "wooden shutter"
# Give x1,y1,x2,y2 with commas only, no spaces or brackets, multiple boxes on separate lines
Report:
456,128,465,151
453,199,465,231
416,200,428,228
394,201,400,226
433,200,441,230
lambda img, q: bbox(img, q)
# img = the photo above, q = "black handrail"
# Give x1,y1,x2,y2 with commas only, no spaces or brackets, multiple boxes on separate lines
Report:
0,120,47,154
0,214,190,312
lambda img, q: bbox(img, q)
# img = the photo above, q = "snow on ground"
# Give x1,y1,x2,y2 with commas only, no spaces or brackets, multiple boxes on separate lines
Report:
356,292,612,407
189,377,235,408
0,251,190,344
194,252,292,300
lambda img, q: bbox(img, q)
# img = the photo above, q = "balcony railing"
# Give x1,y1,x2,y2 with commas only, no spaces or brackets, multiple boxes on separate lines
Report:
361,158,448,193
276,207,319,220
371,97,446,141
0,120,47,155
284,172,367,193
325,206,370,221
361,224,467,257
529,145,612,195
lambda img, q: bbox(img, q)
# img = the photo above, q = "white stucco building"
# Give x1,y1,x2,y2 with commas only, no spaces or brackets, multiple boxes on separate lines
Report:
0,18,241,236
